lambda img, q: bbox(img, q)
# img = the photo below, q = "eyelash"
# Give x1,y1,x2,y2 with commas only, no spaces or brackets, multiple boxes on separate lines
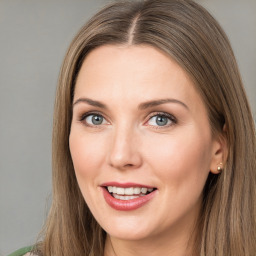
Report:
147,112,177,129
79,111,177,129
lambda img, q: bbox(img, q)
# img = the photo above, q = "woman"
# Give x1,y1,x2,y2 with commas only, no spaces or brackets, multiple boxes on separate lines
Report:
10,0,256,255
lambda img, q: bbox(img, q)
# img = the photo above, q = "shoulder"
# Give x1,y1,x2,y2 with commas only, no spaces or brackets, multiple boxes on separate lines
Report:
7,246,39,256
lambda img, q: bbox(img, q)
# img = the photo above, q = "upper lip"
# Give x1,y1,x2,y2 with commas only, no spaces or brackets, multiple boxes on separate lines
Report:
100,182,155,189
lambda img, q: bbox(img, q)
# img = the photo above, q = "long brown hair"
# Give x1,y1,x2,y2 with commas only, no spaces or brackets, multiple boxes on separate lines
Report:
37,0,256,255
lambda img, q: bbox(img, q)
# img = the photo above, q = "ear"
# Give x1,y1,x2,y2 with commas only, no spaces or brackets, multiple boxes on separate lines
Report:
210,126,228,174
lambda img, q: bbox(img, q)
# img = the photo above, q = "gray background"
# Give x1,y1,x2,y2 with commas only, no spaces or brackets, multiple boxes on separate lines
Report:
0,0,255,255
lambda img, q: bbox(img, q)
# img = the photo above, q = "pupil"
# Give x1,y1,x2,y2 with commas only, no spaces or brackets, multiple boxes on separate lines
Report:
92,115,103,125
156,116,168,126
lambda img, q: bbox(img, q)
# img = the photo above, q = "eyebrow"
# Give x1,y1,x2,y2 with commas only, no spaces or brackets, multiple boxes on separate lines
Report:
138,98,189,110
72,97,189,110
73,98,107,109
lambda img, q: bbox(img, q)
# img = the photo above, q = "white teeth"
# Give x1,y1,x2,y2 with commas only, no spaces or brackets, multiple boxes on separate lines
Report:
134,187,141,195
116,187,125,195
107,186,154,196
124,187,133,195
141,187,147,194
113,194,140,200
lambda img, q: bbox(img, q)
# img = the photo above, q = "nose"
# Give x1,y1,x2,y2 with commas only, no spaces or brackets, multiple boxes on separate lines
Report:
107,125,142,170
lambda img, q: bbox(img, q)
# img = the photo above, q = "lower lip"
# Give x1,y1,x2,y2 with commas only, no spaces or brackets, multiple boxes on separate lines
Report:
102,187,157,211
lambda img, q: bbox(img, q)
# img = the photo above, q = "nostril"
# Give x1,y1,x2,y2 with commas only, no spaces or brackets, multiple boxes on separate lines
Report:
124,164,134,167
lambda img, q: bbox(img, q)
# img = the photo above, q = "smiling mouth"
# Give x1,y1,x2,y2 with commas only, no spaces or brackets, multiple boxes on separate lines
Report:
105,186,156,201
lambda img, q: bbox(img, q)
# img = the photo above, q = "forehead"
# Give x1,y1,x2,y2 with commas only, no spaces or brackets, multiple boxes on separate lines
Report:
74,44,204,113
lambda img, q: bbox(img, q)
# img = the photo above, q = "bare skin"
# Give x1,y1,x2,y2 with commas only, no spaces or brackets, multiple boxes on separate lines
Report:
69,45,226,256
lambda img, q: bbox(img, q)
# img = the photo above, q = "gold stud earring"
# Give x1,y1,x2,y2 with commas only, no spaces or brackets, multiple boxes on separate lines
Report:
217,162,223,172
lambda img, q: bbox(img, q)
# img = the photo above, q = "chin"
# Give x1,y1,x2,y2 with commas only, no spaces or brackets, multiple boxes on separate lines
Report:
106,227,152,241
97,214,157,241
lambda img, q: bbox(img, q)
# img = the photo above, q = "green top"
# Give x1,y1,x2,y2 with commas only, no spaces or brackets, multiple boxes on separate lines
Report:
7,246,34,256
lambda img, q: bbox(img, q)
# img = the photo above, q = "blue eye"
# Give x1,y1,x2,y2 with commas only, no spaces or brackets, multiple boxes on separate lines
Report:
148,113,175,127
83,114,107,126
80,112,176,128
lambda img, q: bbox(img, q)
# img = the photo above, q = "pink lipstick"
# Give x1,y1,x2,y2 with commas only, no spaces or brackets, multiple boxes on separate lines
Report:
101,182,157,211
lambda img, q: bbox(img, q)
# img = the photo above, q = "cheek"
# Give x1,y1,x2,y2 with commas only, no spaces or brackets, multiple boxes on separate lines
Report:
69,130,110,214
69,130,106,185
144,129,212,189
143,129,213,222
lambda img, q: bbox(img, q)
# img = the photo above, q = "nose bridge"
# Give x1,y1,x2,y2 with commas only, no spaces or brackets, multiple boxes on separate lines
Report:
108,121,142,170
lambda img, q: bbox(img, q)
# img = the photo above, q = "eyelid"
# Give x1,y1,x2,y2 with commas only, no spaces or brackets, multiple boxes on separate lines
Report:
79,111,104,121
78,111,177,128
79,111,110,127
145,111,177,128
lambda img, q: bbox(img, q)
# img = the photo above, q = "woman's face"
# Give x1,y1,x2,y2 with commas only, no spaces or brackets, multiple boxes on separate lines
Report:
69,45,223,242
